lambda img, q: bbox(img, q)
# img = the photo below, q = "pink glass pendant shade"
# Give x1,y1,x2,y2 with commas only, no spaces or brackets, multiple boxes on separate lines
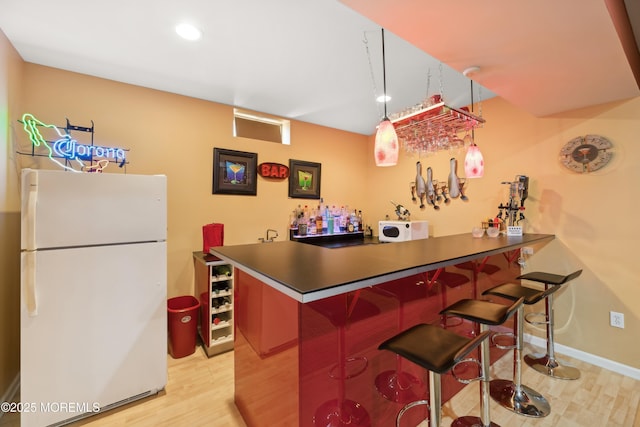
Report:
373,28,398,167
464,143,484,178
374,119,399,167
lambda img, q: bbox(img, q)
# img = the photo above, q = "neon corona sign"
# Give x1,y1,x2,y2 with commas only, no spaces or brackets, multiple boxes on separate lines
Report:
52,138,125,162
21,113,126,172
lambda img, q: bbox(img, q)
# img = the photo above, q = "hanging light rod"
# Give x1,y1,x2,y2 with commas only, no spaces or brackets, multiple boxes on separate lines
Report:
381,28,390,119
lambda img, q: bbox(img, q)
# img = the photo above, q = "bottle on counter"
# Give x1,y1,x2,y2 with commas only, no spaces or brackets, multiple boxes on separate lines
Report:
345,211,352,232
315,211,323,235
298,213,308,236
352,209,359,232
323,206,329,234
327,213,334,234
358,210,363,232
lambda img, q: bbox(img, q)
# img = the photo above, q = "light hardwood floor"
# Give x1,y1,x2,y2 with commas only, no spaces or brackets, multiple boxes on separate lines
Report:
2,343,639,426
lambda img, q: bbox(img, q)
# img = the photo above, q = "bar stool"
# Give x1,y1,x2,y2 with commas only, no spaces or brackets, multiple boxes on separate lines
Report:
484,270,582,380
481,284,551,417
378,323,492,427
440,297,525,427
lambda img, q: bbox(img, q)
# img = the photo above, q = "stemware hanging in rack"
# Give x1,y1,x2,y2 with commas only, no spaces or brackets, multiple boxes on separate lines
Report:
391,65,485,156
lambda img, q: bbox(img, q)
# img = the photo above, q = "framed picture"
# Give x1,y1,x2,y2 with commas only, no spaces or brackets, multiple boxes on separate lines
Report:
288,159,321,199
212,148,258,195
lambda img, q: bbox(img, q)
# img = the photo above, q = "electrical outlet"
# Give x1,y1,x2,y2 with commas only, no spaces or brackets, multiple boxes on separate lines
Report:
610,311,625,329
522,246,534,255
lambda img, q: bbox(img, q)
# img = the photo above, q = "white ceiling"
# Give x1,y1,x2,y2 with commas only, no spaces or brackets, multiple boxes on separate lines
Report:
0,0,638,136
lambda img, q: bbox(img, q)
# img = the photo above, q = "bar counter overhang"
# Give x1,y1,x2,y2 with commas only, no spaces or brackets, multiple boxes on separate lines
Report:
210,233,554,427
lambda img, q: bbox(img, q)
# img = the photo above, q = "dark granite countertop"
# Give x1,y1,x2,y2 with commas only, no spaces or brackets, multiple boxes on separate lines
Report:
209,233,554,302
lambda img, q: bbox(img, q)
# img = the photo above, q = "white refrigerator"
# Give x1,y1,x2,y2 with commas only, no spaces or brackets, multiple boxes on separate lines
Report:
20,168,168,427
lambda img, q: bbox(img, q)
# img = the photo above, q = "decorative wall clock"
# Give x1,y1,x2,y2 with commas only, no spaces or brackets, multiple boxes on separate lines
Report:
559,134,613,173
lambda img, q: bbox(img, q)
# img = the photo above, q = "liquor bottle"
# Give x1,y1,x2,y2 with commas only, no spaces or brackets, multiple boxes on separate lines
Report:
345,210,352,232
315,212,323,235
358,210,363,232
352,209,359,232
327,213,334,234
339,206,346,232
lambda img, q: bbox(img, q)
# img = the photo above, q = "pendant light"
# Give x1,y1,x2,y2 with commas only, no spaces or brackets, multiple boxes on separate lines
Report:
463,69,484,178
374,28,398,167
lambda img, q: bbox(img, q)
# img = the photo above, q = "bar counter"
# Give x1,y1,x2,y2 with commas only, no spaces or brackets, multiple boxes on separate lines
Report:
210,233,554,427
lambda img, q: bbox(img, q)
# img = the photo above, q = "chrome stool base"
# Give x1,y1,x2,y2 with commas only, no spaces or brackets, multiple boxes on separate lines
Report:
524,353,580,380
489,379,550,417
451,416,500,427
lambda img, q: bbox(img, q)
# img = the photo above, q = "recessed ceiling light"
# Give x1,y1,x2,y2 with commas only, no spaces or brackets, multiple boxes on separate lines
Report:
376,95,391,103
175,23,202,41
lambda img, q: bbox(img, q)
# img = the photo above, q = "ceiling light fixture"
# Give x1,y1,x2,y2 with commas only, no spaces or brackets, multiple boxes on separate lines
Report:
462,66,484,178
175,23,202,41
374,28,399,167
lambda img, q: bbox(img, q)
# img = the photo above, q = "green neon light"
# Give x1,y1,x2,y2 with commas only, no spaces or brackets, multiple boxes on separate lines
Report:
22,113,84,172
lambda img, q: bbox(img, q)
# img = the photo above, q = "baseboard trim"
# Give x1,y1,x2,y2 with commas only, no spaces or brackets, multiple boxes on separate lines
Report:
0,373,20,419
525,334,640,380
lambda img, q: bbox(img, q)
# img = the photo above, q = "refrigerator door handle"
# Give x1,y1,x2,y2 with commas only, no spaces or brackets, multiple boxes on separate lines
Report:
25,170,38,251
23,251,38,316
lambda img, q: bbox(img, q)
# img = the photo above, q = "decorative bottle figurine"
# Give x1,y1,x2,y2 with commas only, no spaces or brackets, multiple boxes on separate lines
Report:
426,167,439,210
415,161,427,209
448,157,461,198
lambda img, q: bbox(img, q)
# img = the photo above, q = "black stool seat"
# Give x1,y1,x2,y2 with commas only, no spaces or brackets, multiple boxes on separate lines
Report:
440,297,524,326
379,324,491,374
518,270,582,286
378,324,492,427
482,282,549,305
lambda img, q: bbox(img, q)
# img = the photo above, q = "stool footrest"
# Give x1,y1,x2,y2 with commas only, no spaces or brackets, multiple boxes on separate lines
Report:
329,356,368,380
524,312,549,326
452,357,483,385
491,331,517,350
397,399,430,427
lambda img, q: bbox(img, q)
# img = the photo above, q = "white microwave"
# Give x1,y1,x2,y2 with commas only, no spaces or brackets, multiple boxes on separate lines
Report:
378,220,429,242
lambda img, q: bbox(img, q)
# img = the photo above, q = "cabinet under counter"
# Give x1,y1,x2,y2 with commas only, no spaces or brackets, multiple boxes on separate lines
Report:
210,233,554,427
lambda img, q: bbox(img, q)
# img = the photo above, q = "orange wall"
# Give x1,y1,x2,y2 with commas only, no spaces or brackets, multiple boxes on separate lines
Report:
366,95,640,369
2,35,640,400
16,64,371,300
0,28,23,401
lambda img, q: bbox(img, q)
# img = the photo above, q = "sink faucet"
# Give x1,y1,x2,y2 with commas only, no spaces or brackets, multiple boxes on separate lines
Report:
267,229,278,241
259,229,279,243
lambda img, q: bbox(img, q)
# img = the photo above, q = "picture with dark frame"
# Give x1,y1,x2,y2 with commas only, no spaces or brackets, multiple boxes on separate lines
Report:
288,159,321,199
212,148,258,195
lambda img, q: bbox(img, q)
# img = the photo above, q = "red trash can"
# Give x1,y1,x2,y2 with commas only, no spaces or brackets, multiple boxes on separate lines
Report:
167,295,200,358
